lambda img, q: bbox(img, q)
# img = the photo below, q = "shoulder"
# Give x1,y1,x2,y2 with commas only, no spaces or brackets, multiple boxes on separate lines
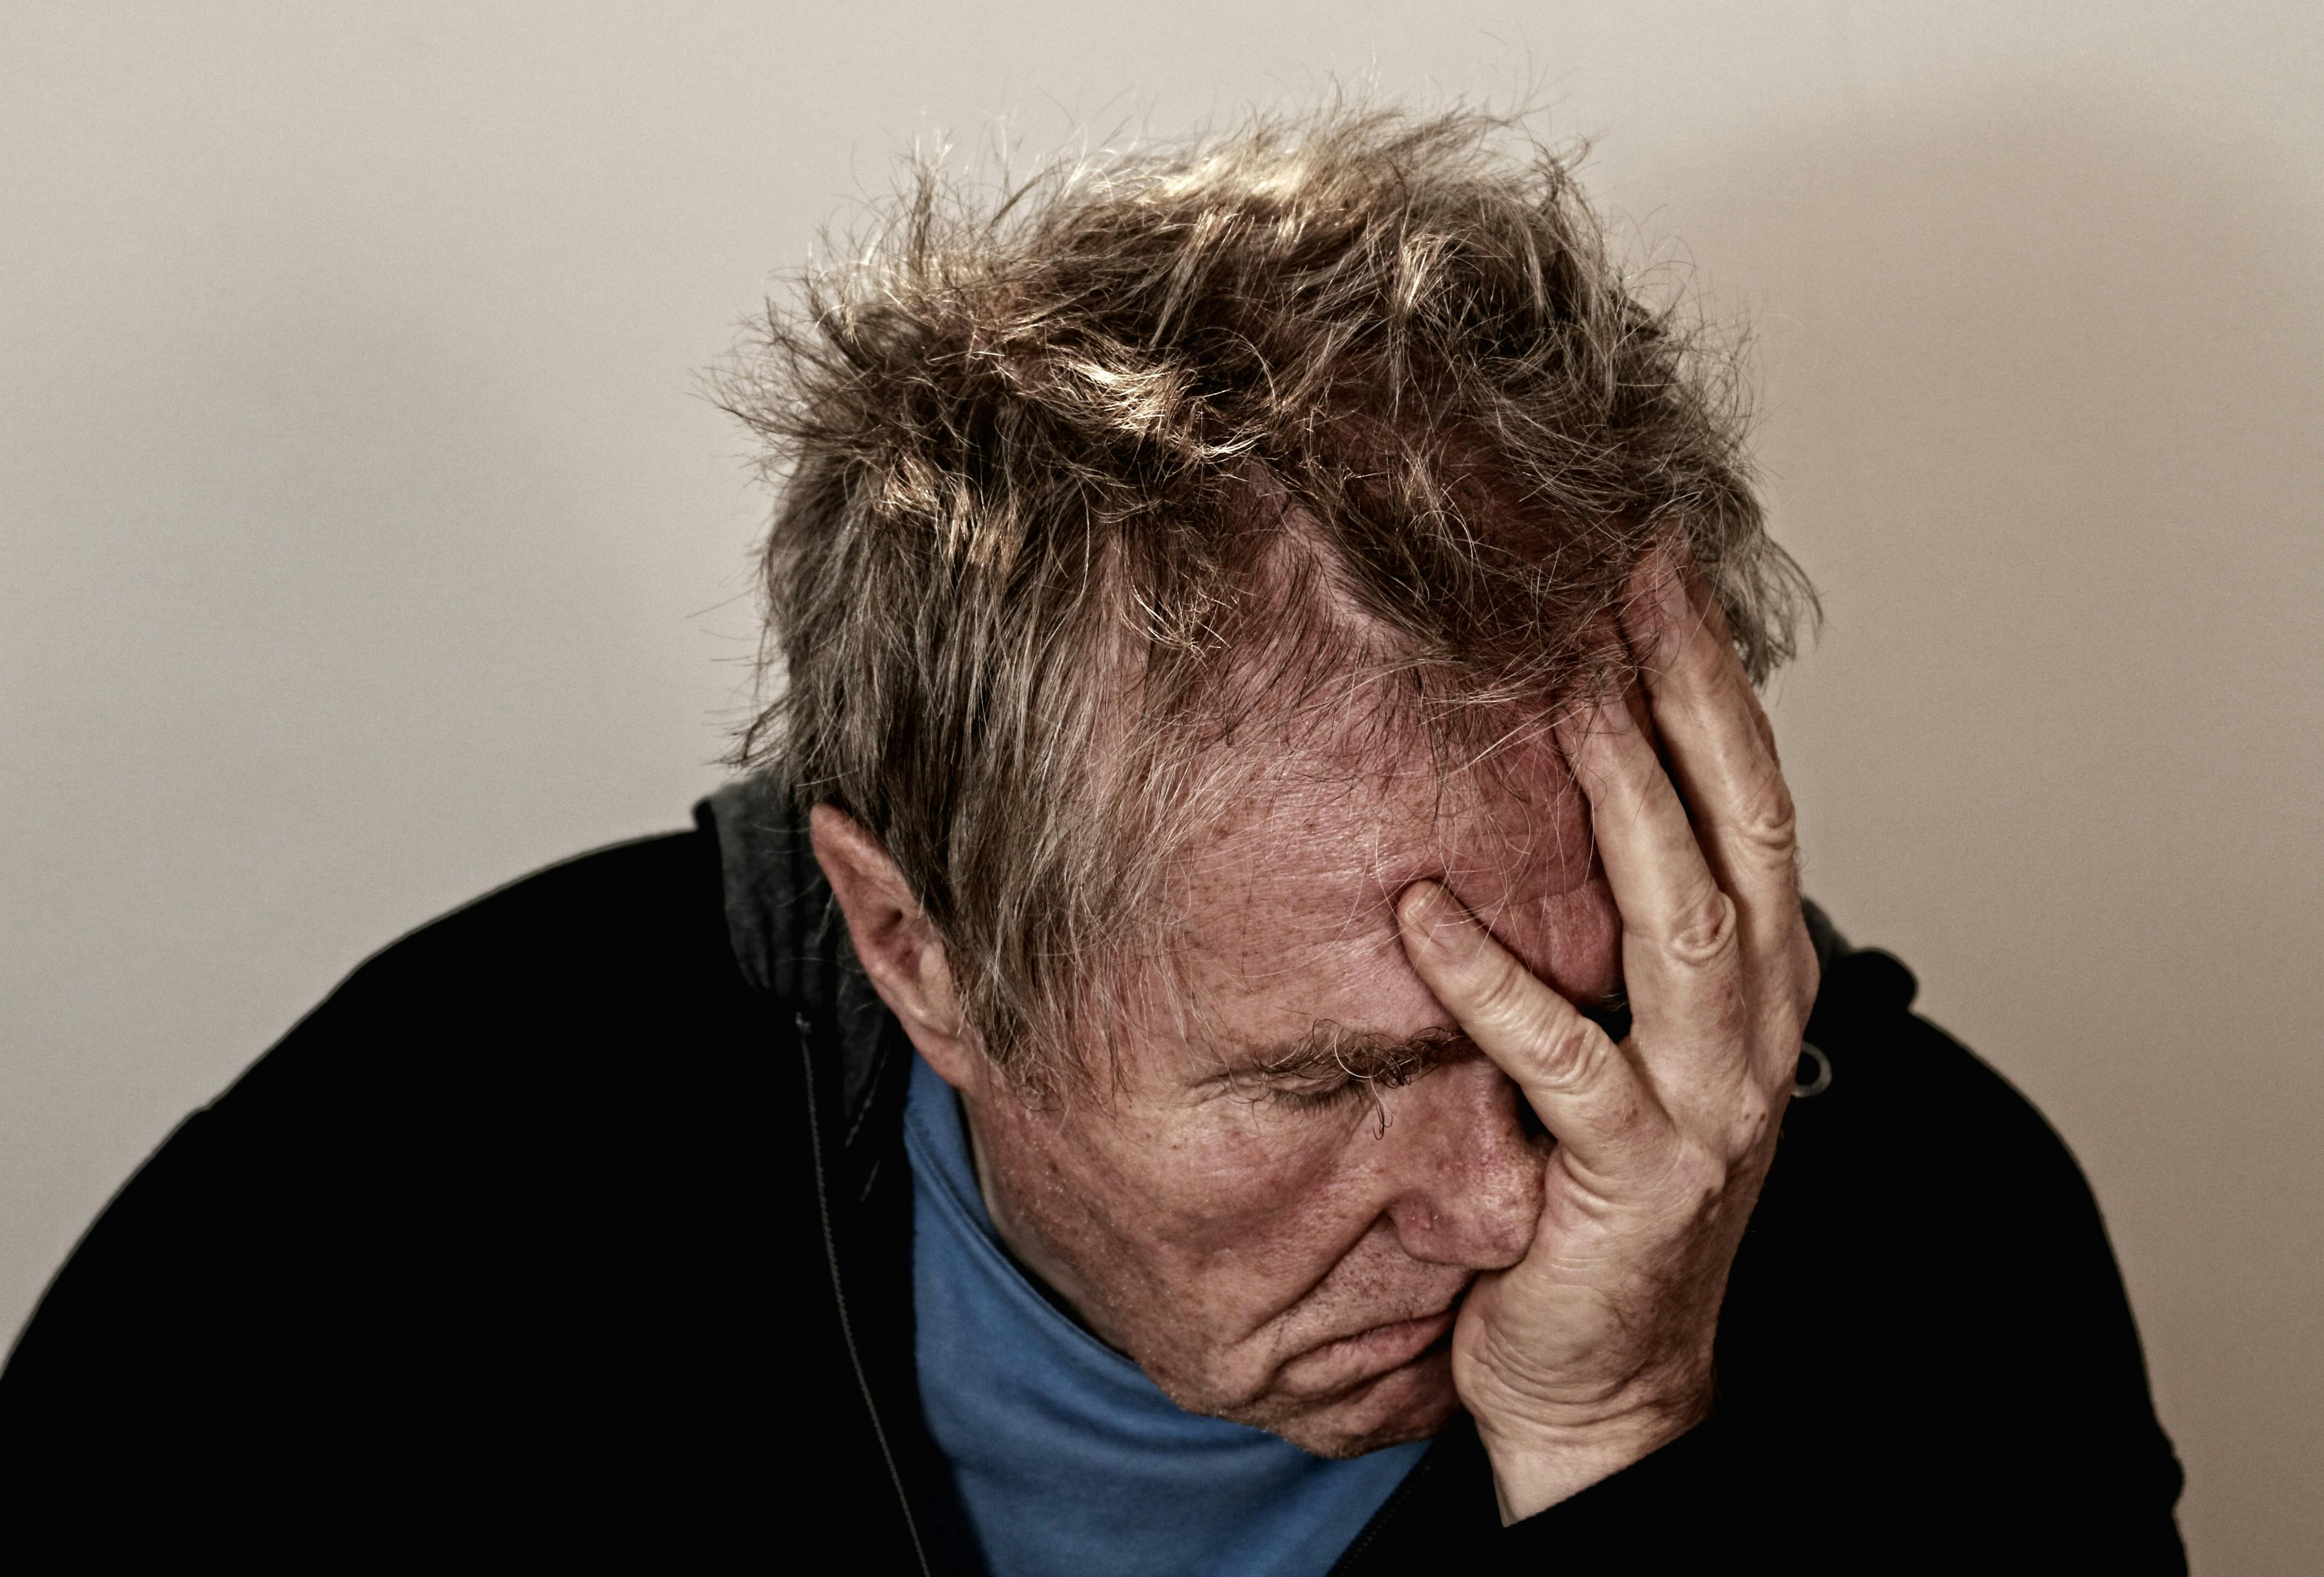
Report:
1731,936,2166,1435
217,819,745,1123
0,818,803,1548
1709,939,2188,1553
1781,943,2091,1225
302,820,731,1016
56,815,771,1233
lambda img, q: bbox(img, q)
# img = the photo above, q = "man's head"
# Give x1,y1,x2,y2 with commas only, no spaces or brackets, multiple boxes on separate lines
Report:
722,105,1808,1454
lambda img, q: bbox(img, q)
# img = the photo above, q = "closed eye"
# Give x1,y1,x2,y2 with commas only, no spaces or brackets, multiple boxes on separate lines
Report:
1257,1074,1375,1112
1215,1022,1472,1128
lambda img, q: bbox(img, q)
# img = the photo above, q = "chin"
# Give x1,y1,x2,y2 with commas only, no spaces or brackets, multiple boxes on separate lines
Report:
1250,1347,1463,1460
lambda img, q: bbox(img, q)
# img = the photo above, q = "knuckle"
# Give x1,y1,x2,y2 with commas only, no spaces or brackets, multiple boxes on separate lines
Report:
1731,776,1798,860
1664,888,1739,968
1725,1089,1774,1160
1660,1138,1729,1215
1529,1011,1606,1089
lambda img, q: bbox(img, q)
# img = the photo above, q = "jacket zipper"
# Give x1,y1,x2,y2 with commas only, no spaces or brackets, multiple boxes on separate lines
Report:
799,1012,933,1575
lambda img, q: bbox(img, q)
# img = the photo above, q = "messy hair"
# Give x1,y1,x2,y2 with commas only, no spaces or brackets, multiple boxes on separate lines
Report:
715,103,1813,1088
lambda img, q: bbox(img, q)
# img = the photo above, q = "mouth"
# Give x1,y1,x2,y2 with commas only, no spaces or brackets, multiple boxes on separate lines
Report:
1274,1302,1461,1399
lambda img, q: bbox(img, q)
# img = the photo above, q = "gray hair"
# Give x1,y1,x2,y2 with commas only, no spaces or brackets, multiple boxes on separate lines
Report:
713,104,1814,1088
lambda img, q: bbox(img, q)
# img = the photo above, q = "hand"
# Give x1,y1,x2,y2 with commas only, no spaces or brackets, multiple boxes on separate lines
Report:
1396,556,1820,1523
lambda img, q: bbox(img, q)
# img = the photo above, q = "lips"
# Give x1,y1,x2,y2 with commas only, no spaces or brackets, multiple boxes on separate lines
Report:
1275,1303,1461,1398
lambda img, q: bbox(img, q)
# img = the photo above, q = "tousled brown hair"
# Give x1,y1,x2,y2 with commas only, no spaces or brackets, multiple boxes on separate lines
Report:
714,104,1813,1086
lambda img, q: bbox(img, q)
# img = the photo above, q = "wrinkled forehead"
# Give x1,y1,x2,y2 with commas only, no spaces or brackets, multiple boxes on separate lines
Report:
1155,715,1609,1050
1183,721,1589,918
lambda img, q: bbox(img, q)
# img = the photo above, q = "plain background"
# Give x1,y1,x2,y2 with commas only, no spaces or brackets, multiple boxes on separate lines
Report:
4,2,2317,1567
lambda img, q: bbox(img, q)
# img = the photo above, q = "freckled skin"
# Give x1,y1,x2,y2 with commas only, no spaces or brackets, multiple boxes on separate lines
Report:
951,736,1621,1458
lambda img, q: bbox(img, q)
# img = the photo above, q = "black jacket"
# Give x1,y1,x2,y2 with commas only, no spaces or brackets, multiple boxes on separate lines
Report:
0,782,2186,1570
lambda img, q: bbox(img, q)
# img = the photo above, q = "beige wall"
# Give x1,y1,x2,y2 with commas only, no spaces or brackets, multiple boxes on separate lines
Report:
4,3,2317,1566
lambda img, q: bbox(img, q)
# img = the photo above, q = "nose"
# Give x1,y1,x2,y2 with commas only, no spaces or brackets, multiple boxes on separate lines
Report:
1379,1057,1542,1270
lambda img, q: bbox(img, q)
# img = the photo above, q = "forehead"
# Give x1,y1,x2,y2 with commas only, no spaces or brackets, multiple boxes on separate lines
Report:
1160,725,1616,1063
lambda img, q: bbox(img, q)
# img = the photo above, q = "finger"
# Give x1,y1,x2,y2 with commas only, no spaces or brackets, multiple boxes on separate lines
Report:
1556,688,1748,1092
1396,880,1669,1181
1620,555,1814,1030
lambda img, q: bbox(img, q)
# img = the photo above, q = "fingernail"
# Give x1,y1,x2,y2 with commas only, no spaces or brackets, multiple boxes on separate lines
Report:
1399,881,1473,955
1599,690,1633,732
1399,879,1445,934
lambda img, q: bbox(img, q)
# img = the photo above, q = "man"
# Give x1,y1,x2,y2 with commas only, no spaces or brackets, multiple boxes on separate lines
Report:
2,108,2183,1569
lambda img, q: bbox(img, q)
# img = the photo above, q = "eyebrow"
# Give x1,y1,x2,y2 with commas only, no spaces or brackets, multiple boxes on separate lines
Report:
1217,1020,1473,1092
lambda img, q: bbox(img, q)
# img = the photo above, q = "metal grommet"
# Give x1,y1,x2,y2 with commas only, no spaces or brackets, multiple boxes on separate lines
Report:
1792,1040,1832,1099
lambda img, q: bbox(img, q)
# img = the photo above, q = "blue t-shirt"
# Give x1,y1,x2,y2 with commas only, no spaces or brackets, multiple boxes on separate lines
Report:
904,1054,1429,1576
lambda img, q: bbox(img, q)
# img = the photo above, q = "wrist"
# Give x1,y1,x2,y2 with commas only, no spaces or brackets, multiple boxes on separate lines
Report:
1472,1386,1713,1524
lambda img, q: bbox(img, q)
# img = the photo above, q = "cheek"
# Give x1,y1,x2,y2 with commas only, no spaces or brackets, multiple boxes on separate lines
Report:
1184,1112,1385,1259
996,1093,1382,1302
1100,1103,1372,1263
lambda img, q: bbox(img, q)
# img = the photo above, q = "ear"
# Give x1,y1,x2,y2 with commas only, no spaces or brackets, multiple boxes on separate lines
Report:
808,803,980,1090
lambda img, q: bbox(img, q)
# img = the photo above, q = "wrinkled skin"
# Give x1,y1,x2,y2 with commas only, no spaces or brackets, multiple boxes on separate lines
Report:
952,730,1617,1456
814,557,1814,1516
